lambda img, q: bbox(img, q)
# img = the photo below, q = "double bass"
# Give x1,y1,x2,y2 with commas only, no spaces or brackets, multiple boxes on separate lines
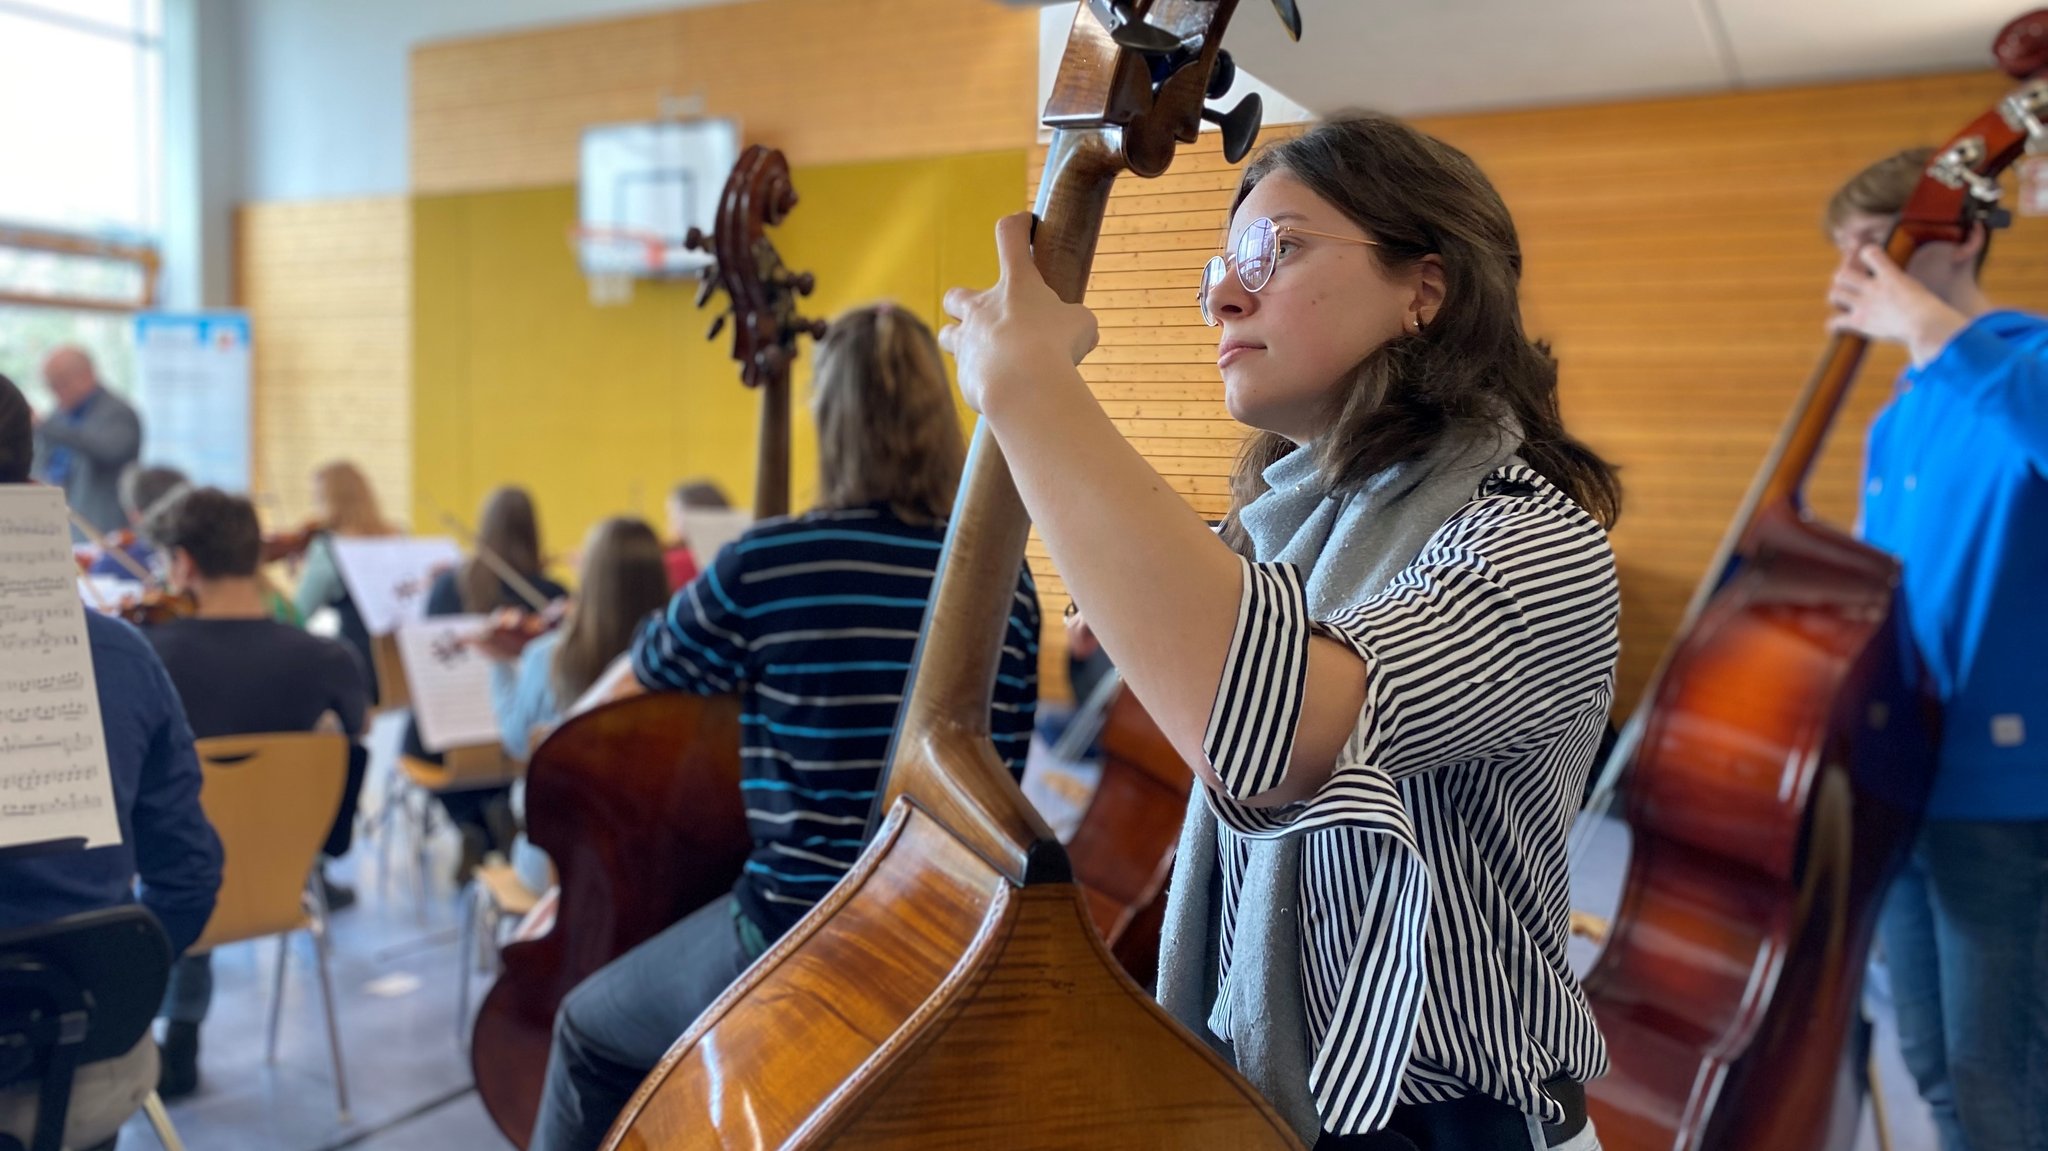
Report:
1056,668,1192,987
606,3,1307,1147
1579,16,2048,1148
469,145,829,1148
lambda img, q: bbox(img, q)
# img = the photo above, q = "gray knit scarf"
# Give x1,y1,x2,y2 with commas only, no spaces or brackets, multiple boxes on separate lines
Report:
1155,422,1522,1142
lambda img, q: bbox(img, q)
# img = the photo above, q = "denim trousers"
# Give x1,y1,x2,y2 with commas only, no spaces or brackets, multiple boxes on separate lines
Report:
527,896,756,1151
1876,818,2048,1151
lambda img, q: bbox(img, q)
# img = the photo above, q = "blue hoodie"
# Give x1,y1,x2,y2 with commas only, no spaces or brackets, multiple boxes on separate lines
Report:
1859,310,2048,819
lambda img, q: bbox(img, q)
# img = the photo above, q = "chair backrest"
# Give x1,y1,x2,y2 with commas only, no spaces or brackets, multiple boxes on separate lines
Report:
190,732,349,952
0,906,170,1085
438,742,523,789
370,632,411,714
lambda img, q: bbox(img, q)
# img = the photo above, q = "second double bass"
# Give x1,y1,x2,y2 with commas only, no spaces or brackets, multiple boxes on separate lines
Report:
469,145,825,1148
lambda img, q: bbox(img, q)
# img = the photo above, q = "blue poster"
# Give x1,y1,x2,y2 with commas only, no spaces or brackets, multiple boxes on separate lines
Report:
132,311,251,492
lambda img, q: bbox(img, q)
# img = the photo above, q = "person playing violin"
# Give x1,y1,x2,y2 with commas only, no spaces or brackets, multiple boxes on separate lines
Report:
472,515,672,893
83,462,188,581
137,486,373,1099
403,484,569,878
660,479,732,591
940,115,1620,1149
526,304,1041,1151
1826,148,2048,1151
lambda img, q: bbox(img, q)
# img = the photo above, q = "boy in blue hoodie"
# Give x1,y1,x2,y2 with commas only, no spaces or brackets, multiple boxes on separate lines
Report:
1827,148,2048,1151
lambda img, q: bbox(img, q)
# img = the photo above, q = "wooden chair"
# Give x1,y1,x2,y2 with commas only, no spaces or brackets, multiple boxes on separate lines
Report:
368,631,411,716
189,732,352,1123
456,862,545,1045
379,743,524,903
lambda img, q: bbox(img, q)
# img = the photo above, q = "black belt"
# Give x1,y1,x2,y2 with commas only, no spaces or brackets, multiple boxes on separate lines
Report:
1313,1074,1588,1150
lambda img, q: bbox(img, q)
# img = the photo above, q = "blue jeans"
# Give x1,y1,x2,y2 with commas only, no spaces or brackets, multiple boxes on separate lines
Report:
528,896,759,1151
1877,819,2048,1151
159,952,212,1025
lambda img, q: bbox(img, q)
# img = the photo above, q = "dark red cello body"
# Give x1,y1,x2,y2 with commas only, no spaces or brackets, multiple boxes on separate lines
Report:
1582,18,2048,1147
470,145,828,1148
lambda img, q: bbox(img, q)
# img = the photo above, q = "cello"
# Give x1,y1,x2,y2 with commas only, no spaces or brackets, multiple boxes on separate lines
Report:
605,3,1307,1148
469,145,829,1148
1055,667,1192,987
1577,15,2048,1148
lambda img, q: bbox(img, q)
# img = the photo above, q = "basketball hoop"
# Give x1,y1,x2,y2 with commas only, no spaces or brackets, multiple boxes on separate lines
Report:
570,227,665,307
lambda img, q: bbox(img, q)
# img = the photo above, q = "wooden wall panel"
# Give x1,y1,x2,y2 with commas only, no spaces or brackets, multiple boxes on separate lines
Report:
238,197,411,527
1029,69,2048,715
411,0,1038,195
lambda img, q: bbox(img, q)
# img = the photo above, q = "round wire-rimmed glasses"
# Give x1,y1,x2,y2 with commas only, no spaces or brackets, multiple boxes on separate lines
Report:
1198,216,1380,327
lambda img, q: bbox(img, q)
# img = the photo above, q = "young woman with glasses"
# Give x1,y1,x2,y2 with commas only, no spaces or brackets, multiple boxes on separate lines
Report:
940,114,1622,1150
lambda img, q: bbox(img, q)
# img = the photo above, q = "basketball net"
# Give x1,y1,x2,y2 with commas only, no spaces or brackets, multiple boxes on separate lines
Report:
572,229,662,307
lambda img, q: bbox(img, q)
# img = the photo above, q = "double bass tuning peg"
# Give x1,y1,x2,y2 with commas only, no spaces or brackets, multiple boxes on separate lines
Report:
707,311,726,341
1105,3,1182,54
683,226,709,252
1204,92,1264,164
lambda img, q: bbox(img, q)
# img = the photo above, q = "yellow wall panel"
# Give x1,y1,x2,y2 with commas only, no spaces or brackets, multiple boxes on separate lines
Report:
411,149,1025,580
238,197,411,526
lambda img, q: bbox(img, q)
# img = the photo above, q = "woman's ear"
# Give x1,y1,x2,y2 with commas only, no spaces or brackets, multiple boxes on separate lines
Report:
1413,254,1447,326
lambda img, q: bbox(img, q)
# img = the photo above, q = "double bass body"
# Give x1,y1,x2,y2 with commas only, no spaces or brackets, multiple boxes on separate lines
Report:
1583,504,1934,1150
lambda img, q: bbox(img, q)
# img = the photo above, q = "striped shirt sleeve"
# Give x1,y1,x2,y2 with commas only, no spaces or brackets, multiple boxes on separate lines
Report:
990,566,1042,781
633,538,752,695
1200,493,1617,834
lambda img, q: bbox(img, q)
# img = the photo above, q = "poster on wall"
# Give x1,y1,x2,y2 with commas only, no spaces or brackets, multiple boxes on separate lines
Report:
132,312,252,491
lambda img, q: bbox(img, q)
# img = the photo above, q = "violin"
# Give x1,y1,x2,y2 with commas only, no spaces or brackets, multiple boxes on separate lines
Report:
469,600,572,662
605,4,1305,1148
1576,16,2048,1149
260,518,325,564
116,587,200,627
469,145,826,1149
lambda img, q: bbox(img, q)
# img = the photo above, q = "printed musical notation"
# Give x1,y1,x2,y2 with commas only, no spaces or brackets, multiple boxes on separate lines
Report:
0,487,121,852
394,614,500,753
331,536,462,636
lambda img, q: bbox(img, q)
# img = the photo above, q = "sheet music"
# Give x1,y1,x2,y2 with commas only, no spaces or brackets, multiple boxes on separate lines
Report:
680,508,753,570
331,536,462,636
0,486,121,851
393,614,500,753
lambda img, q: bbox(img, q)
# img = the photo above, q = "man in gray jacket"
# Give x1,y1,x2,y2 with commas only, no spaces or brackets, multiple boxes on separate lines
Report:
32,345,143,539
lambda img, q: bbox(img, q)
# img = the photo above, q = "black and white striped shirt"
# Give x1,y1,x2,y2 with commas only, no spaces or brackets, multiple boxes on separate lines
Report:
633,504,1040,939
1202,464,1615,1132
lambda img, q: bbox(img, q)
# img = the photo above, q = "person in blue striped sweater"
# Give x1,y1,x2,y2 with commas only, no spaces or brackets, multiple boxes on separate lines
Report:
528,303,1041,1151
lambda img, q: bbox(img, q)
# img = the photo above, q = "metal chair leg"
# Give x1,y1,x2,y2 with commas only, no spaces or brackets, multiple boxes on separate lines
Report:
308,896,352,1124
142,1091,187,1151
266,934,289,1063
456,880,476,1046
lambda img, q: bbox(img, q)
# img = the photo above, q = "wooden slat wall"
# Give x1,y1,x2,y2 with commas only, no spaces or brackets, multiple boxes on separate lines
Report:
238,197,412,526
411,0,1039,195
1029,70,2048,715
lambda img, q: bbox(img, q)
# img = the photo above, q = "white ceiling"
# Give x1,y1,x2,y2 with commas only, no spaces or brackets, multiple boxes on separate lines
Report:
1213,0,2029,118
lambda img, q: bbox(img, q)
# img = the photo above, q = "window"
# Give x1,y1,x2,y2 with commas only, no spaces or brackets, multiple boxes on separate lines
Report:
0,0,164,396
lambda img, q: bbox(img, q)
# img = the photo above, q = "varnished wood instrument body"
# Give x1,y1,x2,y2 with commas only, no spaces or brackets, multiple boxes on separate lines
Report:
606,2,1306,1146
472,694,752,1147
1068,684,1193,987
